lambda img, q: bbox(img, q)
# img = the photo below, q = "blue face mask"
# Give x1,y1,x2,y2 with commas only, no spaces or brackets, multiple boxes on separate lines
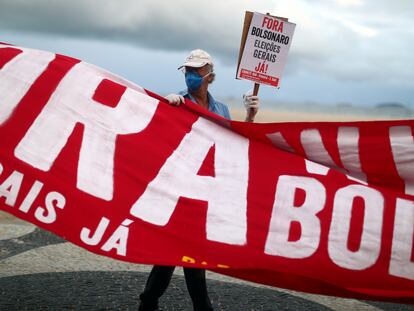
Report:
185,71,210,91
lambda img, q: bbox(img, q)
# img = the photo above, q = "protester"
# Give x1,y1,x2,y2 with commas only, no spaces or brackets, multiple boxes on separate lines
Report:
138,49,260,311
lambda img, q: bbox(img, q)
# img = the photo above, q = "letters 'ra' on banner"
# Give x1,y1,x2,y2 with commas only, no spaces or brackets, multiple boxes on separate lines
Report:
0,43,414,303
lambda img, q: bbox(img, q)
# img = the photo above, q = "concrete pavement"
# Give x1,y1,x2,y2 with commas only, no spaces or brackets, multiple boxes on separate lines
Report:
0,211,412,310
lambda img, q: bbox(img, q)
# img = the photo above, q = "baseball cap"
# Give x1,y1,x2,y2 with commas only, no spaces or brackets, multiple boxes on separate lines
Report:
178,49,213,69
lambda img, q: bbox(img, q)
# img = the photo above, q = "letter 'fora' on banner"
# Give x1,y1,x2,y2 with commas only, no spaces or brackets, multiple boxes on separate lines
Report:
2,49,159,201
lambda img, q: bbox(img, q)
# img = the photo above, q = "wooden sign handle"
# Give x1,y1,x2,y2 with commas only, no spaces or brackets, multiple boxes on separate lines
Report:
253,83,260,96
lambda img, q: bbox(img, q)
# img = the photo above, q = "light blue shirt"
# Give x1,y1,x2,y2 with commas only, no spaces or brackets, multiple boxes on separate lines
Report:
179,90,231,120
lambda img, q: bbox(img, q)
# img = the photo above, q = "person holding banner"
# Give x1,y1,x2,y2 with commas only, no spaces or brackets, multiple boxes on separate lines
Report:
163,49,260,122
138,49,260,311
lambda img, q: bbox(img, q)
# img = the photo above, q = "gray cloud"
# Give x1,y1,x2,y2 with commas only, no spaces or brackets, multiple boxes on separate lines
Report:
0,0,412,86
0,0,254,60
274,0,414,85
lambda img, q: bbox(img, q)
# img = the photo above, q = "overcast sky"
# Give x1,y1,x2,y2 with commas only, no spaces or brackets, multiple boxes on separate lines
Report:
0,0,413,107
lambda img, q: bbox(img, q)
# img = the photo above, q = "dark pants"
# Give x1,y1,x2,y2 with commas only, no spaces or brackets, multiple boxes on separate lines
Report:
139,265,213,311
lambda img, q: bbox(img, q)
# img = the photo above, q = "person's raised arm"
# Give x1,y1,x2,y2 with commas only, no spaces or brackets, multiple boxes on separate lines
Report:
243,90,260,122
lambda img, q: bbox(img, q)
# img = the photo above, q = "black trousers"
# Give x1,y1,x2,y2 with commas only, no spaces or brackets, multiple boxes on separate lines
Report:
139,265,213,311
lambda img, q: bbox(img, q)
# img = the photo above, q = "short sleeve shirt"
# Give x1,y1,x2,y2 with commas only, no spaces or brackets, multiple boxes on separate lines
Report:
179,90,231,120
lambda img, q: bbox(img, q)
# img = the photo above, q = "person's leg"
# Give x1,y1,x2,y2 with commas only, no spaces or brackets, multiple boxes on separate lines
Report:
183,268,213,311
139,265,175,311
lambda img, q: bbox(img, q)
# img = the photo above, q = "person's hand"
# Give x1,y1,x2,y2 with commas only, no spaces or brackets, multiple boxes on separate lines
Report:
243,90,260,122
165,94,185,106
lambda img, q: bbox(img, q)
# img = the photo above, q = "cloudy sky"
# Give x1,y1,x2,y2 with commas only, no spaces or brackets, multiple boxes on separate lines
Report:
0,0,413,107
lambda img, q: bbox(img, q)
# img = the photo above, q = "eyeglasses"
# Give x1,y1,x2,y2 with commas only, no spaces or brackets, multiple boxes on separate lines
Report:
181,67,198,74
181,67,213,75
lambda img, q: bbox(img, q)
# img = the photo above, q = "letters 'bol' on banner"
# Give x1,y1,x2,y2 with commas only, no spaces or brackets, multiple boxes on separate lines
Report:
236,11,296,87
1,42,414,304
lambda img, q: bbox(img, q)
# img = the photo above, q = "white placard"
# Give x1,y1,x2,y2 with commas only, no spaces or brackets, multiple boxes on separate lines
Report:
237,12,296,87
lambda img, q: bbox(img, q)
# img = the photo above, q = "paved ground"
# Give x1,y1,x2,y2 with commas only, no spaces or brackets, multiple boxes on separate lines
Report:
0,211,412,310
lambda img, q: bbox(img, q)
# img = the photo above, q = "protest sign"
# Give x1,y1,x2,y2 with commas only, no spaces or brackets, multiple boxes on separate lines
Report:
236,11,296,88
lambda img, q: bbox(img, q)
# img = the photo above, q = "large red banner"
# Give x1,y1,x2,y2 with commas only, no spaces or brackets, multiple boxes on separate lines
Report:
0,43,413,303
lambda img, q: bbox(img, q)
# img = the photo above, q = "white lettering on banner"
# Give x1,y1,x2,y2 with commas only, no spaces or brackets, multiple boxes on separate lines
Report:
301,128,367,183
0,46,55,125
34,191,66,224
101,219,132,256
19,180,43,212
265,175,326,258
328,185,384,270
389,126,414,195
0,162,66,224
305,159,330,175
390,198,414,280
337,127,367,183
81,217,110,246
14,62,159,201
266,131,332,176
301,129,337,174
266,132,295,152
81,217,132,256
130,118,250,246
0,170,24,206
